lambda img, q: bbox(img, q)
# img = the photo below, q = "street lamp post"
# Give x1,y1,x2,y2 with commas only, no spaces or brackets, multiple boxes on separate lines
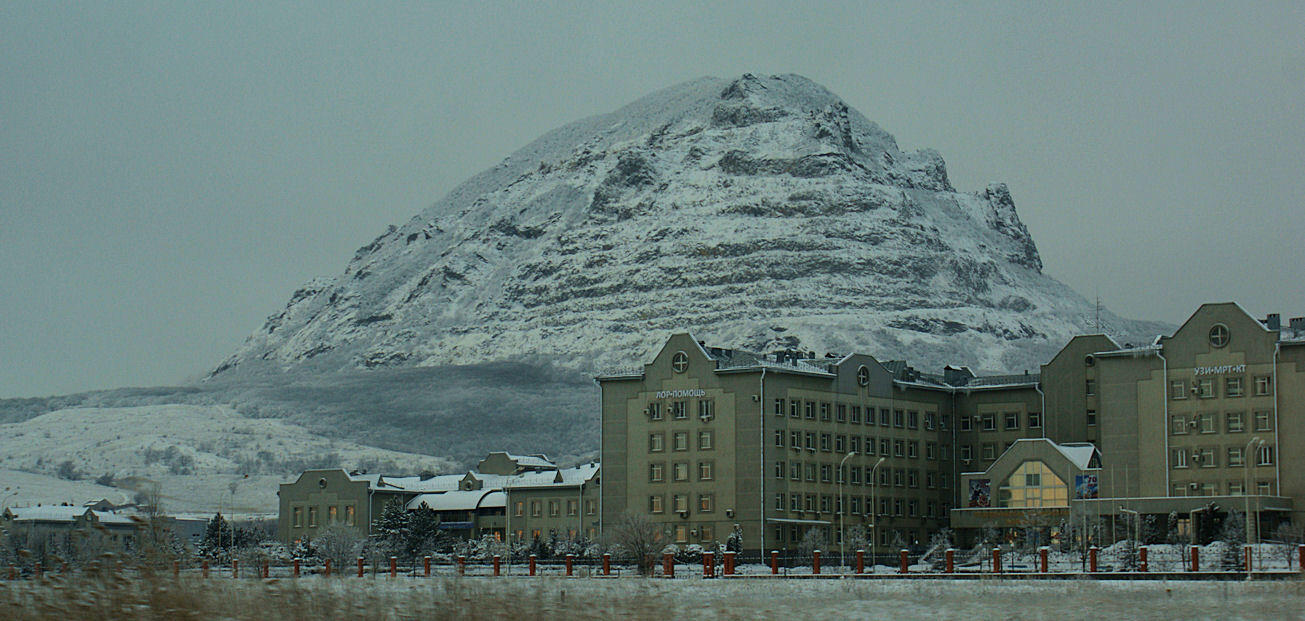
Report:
869,456,886,573
1244,436,1264,563
838,451,855,568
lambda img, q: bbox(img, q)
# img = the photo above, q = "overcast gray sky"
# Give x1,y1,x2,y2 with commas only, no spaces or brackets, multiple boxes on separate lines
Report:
2,2,1302,398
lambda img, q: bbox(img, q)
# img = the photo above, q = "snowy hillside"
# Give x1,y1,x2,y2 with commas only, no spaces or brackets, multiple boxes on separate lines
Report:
0,405,457,513
213,73,1164,380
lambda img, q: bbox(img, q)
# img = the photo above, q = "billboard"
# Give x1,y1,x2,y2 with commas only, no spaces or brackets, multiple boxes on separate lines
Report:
1075,474,1099,499
968,479,991,507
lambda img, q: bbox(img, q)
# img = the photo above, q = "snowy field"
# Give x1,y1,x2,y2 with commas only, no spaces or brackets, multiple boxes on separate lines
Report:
2,574,1301,620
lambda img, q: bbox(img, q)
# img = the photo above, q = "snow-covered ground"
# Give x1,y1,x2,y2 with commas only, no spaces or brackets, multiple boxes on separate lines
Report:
0,404,456,515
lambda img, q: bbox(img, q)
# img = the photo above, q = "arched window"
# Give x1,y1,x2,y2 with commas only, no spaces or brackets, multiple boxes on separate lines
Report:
998,461,1068,508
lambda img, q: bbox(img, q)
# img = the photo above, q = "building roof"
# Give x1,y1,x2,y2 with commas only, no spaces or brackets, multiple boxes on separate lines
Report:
406,490,505,512
3,506,138,526
1051,442,1100,470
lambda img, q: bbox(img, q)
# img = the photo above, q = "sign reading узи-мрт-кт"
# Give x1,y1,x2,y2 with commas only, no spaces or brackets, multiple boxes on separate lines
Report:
1193,364,1246,376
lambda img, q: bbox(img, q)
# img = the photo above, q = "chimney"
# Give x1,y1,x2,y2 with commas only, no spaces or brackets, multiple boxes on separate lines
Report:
1264,313,1281,330
1290,317,1305,331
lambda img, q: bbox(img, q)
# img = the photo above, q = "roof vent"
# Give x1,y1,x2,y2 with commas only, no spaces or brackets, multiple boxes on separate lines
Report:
1264,313,1281,330
1290,317,1305,331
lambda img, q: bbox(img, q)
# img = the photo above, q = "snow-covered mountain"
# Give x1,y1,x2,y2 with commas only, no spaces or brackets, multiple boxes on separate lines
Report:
214,73,1161,380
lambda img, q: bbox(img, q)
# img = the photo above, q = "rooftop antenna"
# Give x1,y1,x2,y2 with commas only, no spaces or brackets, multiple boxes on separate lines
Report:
1094,291,1101,333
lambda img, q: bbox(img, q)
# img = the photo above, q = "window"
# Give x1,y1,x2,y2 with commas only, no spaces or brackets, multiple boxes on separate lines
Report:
649,496,664,513
549,501,560,517
805,495,815,512
850,467,861,485
1228,480,1245,495
790,494,801,512
698,461,714,481
775,461,786,479
790,461,800,481
345,505,355,526
806,463,817,481
1170,380,1187,400
567,499,578,516
942,444,952,460
1254,376,1272,396
820,403,831,421
1028,412,1042,429
981,414,996,431
776,493,786,511
697,399,714,421
960,416,972,431
1086,410,1097,426
790,431,801,449
879,468,890,487
650,463,665,482
698,430,713,450
1254,410,1273,432
672,462,688,482
672,494,688,514
851,497,860,514
673,432,688,451
850,436,861,454
1256,481,1272,495
851,406,862,424
586,500,596,515
820,464,832,483
775,429,786,448
531,501,542,517
1226,412,1245,433
774,398,785,417
1225,377,1244,398
880,438,890,456
857,365,871,386
307,507,318,527
908,470,919,488
1086,379,1096,396
672,400,688,419
1005,412,1019,430
925,413,936,430
790,400,800,418
959,445,973,462
892,469,904,487
880,408,891,426
1209,323,1230,348
1227,447,1245,467
1173,449,1188,469
804,402,815,419
908,441,919,459
927,472,937,488
699,494,714,513
1196,378,1215,399
820,496,831,513
1198,413,1216,434
673,524,687,543
671,351,689,372
908,411,919,430
820,433,831,452
1171,416,1188,435
1195,447,1216,468
835,434,846,453
326,505,338,524
1257,444,1275,466
648,402,663,420
926,442,937,460
805,432,816,452
941,414,951,431
650,433,665,452
292,507,302,528
981,443,997,460
894,409,905,428
894,440,905,457
836,404,846,423
863,436,874,455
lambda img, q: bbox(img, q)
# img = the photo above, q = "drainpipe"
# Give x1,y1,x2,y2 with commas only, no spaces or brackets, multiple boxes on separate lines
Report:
759,367,766,554
1158,351,1169,494
596,377,604,537
1273,343,1280,494
1034,382,1046,440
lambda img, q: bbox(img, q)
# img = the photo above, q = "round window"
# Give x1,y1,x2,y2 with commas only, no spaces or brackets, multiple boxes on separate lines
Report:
318,478,328,489
1209,324,1230,348
671,351,689,373
856,365,870,386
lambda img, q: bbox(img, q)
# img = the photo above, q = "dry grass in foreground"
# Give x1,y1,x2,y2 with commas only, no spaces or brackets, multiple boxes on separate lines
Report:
2,573,1303,620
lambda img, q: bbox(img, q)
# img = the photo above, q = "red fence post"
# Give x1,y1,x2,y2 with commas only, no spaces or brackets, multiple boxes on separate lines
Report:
231,559,238,579
899,549,908,574
34,562,41,579
1040,546,1048,573
457,556,466,576
529,554,536,576
1189,545,1199,572
357,557,364,578
1244,545,1253,573
389,556,397,579
855,550,864,575
293,558,300,578
324,558,331,577
565,554,574,577
770,550,779,575
724,551,735,576
992,548,1002,574
813,550,821,575
1299,545,1304,573
663,553,674,578
945,549,954,574
1139,546,1148,572
603,553,611,576
262,560,269,579
493,555,501,577
423,556,431,577
703,551,714,578
1088,547,1098,573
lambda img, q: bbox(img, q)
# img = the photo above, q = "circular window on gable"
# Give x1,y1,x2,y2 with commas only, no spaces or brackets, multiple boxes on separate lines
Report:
318,478,328,489
1209,323,1230,348
856,365,870,386
671,351,689,373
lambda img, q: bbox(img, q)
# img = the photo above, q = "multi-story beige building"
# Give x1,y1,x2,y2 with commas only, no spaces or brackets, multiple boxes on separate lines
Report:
602,303,1305,552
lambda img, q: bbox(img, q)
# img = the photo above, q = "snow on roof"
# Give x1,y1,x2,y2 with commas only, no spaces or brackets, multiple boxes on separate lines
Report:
406,490,505,512
4,506,138,526
504,453,555,469
1052,443,1099,470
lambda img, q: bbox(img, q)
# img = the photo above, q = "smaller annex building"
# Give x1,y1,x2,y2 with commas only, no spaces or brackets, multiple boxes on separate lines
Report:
1,505,141,552
277,452,599,545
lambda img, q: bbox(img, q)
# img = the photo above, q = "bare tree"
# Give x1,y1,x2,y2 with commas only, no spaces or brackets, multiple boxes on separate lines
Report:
610,513,661,575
